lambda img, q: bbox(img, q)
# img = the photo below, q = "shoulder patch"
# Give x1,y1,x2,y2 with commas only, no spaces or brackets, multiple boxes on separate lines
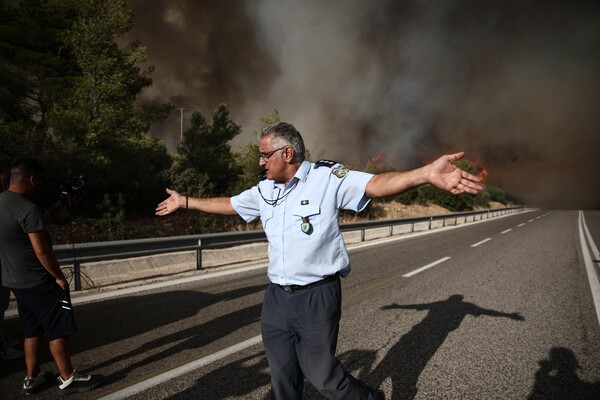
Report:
315,159,338,168
332,165,349,178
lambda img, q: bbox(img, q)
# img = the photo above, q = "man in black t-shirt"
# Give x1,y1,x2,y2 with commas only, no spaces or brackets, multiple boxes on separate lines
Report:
0,166,23,360
0,159,102,395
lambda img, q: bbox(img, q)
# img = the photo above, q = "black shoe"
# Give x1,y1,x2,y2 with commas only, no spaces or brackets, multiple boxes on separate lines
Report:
22,370,46,395
57,369,102,395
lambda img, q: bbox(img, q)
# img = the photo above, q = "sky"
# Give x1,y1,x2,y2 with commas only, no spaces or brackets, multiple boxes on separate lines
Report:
125,0,600,209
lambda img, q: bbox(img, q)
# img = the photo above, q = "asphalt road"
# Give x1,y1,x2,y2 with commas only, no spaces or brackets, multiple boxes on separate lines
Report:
1,209,599,399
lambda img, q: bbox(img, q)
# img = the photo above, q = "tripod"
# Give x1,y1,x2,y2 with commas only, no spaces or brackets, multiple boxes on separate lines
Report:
57,186,96,291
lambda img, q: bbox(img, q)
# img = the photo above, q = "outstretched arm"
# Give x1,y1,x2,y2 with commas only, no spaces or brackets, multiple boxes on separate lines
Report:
365,152,483,198
155,188,237,216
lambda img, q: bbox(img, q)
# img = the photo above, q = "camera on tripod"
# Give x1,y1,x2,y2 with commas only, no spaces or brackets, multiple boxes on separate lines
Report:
46,175,88,211
44,175,87,222
58,175,86,201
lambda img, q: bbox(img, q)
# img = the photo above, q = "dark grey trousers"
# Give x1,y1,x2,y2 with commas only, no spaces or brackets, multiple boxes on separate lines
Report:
261,278,380,400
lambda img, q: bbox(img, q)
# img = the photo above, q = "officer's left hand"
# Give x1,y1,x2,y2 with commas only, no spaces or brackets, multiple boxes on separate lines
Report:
426,152,484,195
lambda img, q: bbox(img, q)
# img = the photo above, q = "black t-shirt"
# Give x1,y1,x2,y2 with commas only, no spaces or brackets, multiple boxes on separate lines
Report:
0,191,53,289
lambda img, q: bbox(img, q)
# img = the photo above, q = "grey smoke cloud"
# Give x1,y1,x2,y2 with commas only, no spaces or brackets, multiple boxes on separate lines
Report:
127,0,600,209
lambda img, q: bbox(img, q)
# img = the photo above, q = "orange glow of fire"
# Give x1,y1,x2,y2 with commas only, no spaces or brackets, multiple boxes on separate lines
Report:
477,166,490,183
471,155,490,183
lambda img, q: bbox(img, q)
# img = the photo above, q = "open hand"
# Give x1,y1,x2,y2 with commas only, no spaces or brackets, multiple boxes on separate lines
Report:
155,188,182,216
426,152,484,195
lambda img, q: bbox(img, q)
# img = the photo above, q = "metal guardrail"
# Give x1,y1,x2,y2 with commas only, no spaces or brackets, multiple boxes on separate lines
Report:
55,206,530,290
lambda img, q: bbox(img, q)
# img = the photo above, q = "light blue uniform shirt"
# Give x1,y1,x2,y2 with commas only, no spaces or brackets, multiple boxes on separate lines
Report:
230,160,374,286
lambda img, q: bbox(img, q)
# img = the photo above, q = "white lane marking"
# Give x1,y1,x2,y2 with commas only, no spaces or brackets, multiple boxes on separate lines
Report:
403,257,451,278
471,238,492,247
528,219,534,223
580,211,600,261
517,223,526,227
579,211,600,326
501,229,512,234
98,335,263,400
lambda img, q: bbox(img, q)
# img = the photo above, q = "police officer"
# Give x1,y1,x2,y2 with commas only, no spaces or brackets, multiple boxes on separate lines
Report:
156,122,483,399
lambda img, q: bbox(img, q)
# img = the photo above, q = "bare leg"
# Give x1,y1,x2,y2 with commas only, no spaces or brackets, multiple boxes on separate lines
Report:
49,337,74,380
23,337,42,377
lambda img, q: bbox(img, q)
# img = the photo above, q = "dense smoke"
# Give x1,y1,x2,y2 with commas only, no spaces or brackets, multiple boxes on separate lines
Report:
127,0,600,209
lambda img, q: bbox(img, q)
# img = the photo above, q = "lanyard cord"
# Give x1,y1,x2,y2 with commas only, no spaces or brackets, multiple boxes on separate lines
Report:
258,180,299,207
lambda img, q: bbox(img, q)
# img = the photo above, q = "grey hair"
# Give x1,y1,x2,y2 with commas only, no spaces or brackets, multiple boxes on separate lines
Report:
258,122,305,162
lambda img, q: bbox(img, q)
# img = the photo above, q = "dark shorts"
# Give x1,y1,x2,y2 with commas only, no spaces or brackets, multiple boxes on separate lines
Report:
12,279,77,341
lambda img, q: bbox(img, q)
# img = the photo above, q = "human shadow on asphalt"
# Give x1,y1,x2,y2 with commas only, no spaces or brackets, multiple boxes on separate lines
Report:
527,347,600,399
368,294,525,400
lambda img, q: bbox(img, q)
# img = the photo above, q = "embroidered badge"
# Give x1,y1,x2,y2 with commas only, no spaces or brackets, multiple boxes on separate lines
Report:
301,200,309,205
332,165,349,178
301,217,313,234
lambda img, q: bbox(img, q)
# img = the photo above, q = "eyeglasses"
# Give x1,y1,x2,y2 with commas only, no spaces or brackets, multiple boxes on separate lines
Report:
259,146,287,161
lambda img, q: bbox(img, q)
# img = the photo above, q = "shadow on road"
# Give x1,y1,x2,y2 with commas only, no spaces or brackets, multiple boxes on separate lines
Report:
74,284,267,351
527,347,600,400
168,351,272,400
364,294,524,400
97,302,263,386
0,284,267,381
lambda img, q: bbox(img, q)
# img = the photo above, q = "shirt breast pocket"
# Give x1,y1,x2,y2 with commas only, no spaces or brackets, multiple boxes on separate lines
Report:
261,206,274,230
292,205,321,237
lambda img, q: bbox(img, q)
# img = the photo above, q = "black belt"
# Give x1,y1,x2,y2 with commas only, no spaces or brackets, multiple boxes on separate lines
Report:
278,273,339,294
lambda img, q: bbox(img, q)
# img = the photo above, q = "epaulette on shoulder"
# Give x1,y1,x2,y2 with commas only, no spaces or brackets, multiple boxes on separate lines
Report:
314,159,339,168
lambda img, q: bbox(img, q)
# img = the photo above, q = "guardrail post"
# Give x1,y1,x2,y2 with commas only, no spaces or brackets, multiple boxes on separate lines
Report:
73,261,81,291
389,225,393,236
429,217,433,230
196,239,203,270
360,229,365,242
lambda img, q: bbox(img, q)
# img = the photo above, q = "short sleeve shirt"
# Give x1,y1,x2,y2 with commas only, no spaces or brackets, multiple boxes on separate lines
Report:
0,191,52,289
230,160,373,285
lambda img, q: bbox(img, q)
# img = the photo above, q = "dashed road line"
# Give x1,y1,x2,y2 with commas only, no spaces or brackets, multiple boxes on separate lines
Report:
501,228,512,234
403,257,451,278
517,223,526,227
471,238,492,247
